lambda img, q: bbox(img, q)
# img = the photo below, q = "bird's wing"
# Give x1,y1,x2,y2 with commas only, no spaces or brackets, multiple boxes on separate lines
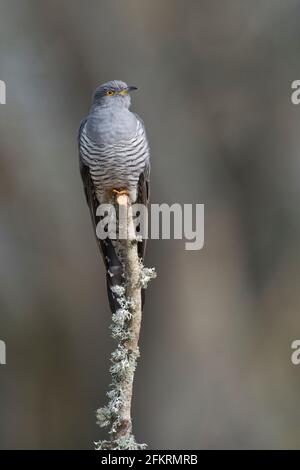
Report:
78,118,123,313
133,113,151,309
136,159,150,261
133,112,151,261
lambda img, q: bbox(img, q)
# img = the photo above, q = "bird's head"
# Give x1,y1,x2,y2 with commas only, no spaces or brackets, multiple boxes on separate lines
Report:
92,80,137,109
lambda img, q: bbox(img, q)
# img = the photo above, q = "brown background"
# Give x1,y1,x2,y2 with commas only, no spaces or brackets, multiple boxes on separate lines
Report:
1,0,300,449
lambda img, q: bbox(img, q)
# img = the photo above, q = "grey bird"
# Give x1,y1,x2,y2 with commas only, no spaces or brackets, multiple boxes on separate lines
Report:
78,80,150,313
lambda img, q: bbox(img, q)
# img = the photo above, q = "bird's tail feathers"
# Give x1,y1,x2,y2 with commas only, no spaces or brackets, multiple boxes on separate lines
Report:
101,238,146,314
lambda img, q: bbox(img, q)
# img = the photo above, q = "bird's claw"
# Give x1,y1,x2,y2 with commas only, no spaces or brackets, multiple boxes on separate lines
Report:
112,188,129,196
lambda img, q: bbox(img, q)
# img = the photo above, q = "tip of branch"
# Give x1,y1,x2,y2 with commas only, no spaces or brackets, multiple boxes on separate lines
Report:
116,193,129,206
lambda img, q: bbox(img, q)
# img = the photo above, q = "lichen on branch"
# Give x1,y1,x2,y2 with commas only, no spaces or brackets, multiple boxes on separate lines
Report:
95,195,156,450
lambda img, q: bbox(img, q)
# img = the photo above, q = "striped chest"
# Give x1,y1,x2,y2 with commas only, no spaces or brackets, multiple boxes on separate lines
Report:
80,119,149,198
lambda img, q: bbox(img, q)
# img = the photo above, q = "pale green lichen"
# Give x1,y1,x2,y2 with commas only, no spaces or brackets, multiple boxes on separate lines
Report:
95,435,147,450
140,265,157,289
95,262,155,450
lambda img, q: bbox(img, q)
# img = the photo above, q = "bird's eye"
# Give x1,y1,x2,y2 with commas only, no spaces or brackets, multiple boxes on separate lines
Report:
106,90,114,96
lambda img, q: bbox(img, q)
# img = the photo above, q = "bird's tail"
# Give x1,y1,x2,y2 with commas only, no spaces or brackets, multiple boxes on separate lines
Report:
101,238,145,314
100,238,123,314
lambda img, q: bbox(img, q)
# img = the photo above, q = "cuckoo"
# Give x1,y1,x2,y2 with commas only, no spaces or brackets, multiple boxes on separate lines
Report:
78,80,150,313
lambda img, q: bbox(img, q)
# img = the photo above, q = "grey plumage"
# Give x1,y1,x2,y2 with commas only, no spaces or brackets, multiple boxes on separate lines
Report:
78,80,150,313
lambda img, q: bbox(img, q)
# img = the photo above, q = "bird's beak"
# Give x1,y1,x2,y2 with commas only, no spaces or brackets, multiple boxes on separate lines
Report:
127,86,138,92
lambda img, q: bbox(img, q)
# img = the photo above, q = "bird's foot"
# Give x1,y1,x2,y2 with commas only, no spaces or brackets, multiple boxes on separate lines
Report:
112,188,129,196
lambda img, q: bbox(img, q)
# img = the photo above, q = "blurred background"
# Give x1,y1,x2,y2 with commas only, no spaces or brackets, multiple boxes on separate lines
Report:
1,0,300,449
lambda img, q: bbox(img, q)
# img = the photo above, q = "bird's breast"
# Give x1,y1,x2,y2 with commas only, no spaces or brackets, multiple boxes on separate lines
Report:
80,117,149,199
86,108,138,145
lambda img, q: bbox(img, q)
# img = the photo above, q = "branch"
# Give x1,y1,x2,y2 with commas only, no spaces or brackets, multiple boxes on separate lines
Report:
95,194,156,450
